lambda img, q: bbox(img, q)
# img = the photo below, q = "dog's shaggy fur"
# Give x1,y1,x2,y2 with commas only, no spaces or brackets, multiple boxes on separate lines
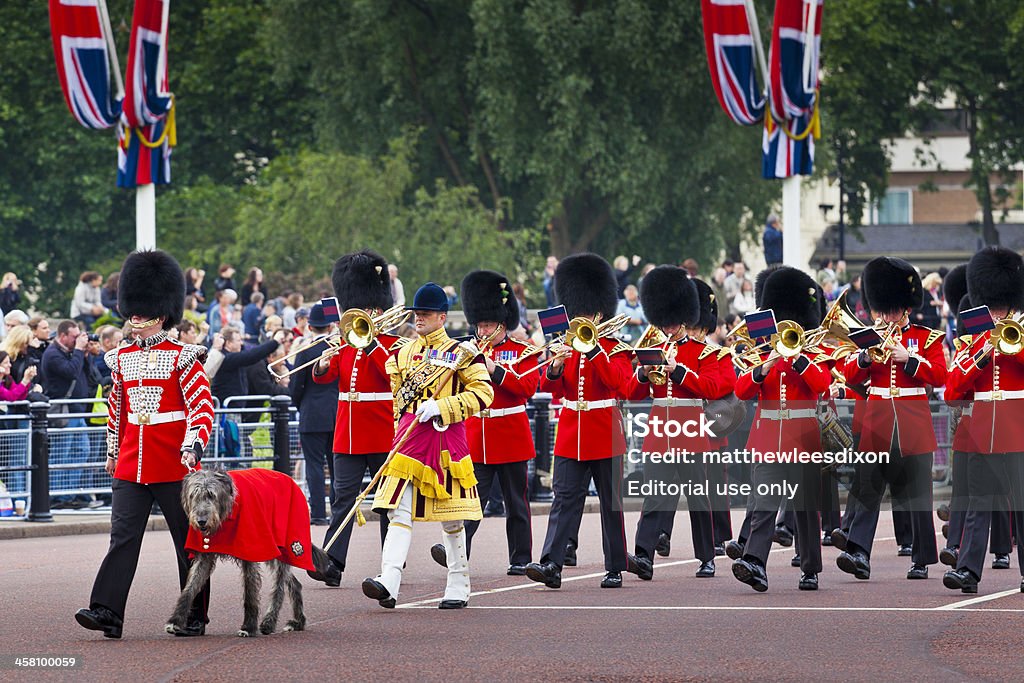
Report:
165,470,330,637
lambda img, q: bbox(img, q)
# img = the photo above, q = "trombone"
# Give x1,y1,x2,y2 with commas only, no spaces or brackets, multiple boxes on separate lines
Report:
267,332,342,380
956,313,1024,372
530,314,631,374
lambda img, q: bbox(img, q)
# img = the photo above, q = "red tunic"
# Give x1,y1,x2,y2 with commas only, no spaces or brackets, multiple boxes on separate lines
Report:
313,334,399,454
539,337,633,461
625,338,731,453
840,324,946,455
946,330,1024,454
466,337,540,464
707,347,738,451
106,336,214,484
735,354,830,456
185,469,315,571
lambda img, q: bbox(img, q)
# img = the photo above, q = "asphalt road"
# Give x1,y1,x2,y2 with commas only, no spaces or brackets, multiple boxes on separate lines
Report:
4,509,1023,682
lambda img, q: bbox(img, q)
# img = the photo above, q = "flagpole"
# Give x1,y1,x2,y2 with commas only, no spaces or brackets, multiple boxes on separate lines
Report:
782,176,802,268
743,0,770,93
136,0,170,251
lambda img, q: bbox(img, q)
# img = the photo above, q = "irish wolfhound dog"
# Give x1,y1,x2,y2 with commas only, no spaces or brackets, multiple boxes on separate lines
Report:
166,469,331,637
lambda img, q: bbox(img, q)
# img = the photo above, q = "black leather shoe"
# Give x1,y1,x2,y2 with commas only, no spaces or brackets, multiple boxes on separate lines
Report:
941,522,949,539
822,532,833,547
600,571,622,588
830,528,849,551
525,561,561,589
361,578,397,608
939,546,959,567
430,543,447,568
836,551,871,580
507,564,527,576
907,564,928,580
936,503,950,522
791,554,801,568
171,618,206,637
695,560,715,578
626,553,654,581
798,573,818,591
897,545,913,557
655,533,671,557
714,544,726,557
564,541,578,567
942,569,978,594
725,540,745,561
731,558,768,592
993,554,1011,570
439,599,468,609
1020,578,1024,593
483,501,505,517
773,525,794,547
307,560,342,587
75,606,122,639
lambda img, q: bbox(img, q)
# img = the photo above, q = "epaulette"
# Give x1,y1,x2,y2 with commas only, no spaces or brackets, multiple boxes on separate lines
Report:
172,340,209,369
608,341,633,356
103,347,119,372
390,336,413,350
513,340,544,362
718,347,732,360
953,334,972,353
698,342,718,360
924,329,944,349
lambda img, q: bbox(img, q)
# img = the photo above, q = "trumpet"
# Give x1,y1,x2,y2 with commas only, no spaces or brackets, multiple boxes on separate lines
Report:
865,320,902,363
340,304,410,349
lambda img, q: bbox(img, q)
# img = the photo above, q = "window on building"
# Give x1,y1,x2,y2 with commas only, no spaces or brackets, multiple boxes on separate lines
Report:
873,189,912,224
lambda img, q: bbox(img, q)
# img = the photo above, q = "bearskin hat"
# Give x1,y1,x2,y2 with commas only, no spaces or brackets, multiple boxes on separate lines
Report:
760,267,822,330
117,250,185,330
640,266,699,328
754,264,786,308
554,253,617,321
692,278,719,333
461,270,520,331
332,250,393,312
966,246,1024,311
863,257,922,314
941,264,967,308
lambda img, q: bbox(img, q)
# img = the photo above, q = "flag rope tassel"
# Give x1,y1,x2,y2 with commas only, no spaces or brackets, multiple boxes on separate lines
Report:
769,94,820,142
133,96,176,149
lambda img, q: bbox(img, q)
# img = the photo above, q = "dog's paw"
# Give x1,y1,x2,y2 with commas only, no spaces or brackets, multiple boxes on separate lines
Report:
164,623,179,635
258,619,276,636
283,619,305,632
237,628,253,638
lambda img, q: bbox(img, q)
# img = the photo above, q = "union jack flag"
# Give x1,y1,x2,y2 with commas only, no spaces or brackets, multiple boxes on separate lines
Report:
700,0,765,126
48,0,122,130
762,0,822,179
118,0,173,188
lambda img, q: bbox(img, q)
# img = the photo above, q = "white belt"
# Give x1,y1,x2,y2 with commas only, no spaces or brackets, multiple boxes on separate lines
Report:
561,399,617,412
759,408,816,420
868,387,926,399
973,390,1024,401
339,391,393,402
477,405,527,418
651,398,703,407
127,410,186,426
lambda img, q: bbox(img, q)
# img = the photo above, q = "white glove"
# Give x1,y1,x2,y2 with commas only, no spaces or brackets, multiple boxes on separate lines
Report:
415,398,441,423
459,340,481,357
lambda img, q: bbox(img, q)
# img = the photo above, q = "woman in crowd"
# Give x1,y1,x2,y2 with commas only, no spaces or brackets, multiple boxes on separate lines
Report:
0,350,36,402
240,267,266,307
70,271,106,328
184,268,207,308
2,326,37,385
101,272,121,321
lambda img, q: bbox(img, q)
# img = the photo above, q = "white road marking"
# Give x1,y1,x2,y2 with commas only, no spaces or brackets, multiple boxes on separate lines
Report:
936,587,1022,610
400,604,1024,613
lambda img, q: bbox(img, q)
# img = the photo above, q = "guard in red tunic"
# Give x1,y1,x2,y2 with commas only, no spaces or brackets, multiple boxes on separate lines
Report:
430,270,540,575
623,266,729,581
731,267,829,592
75,250,215,639
525,254,634,590
312,251,401,586
837,257,946,582
943,247,1024,594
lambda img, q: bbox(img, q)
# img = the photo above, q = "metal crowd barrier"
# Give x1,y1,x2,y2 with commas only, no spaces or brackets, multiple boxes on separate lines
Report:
0,393,955,522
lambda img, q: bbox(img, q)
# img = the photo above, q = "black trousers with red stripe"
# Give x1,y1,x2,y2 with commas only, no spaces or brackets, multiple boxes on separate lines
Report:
465,461,532,565
540,455,628,572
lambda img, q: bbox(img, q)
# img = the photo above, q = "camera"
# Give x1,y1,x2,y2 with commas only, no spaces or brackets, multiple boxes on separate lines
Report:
87,334,100,343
